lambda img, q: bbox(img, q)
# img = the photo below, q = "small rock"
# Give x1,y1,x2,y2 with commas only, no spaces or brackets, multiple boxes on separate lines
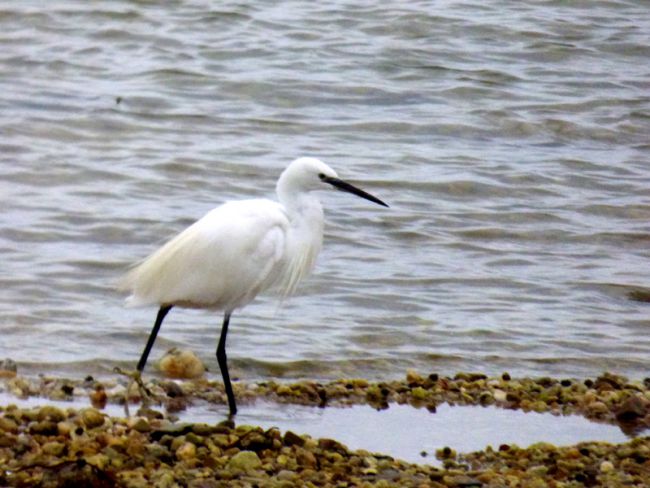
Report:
411,386,428,400
406,369,424,385
600,460,615,473
226,450,262,473
176,441,197,461
454,372,487,382
158,348,205,379
615,395,649,423
57,421,74,437
0,417,18,433
493,389,507,402
283,431,305,447
594,373,627,391
276,469,297,481
42,441,65,456
191,423,215,436
161,381,185,398
295,447,317,468
81,408,105,429
436,446,456,460
445,474,482,487
90,385,108,409
276,384,292,396
29,420,58,436
37,406,65,423
85,453,110,471
318,438,347,454
146,443,171,461
130,417,152,433
586,401,610,417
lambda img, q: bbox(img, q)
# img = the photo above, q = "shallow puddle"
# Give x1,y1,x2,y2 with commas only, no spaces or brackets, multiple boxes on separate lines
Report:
213,401,634,463
0,392,639,464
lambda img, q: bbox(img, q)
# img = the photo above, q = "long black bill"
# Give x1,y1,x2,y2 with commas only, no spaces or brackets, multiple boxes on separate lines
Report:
322,175,389,207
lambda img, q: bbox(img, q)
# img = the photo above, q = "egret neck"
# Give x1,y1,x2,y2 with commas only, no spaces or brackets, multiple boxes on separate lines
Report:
276,169,325,297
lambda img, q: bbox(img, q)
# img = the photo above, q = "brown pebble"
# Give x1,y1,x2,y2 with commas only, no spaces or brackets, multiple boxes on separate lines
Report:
296,447,317,467
89,385,108,409
158,348,205,379
81,408,105,429
29,420,58,436
130,417,152,433
615,395,649,424
37,406,65,423
175,441,197,461
283,430,305,447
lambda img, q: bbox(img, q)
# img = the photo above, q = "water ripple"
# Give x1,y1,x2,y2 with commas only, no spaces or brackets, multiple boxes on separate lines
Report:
0,0,649,382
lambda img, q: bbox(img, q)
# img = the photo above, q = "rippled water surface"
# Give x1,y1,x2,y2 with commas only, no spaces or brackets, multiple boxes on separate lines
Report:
1,1,649,382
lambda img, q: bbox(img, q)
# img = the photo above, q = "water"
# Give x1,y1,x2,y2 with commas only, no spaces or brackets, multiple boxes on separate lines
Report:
1,1,649,382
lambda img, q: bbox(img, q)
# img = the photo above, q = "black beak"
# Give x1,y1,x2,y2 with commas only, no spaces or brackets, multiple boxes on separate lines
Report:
321,175,389,207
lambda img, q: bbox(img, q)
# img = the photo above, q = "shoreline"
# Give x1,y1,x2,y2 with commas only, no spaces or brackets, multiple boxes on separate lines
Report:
1,371,649,487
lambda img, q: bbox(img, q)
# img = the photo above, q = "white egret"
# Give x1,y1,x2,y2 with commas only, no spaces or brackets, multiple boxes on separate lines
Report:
118,157,388,415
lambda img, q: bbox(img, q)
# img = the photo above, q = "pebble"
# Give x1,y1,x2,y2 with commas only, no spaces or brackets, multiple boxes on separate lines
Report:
600,460,615,473
175,441,197,461
226,450,262,473
80,408,105,429
158,348,206,379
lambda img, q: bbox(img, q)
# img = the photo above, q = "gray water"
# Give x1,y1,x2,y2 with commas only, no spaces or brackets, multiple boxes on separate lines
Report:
1,1,649,382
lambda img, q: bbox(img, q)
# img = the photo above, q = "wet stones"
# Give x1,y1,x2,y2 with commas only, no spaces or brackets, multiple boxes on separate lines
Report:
0,401,648,486
2,370,650,432
0,370,649,486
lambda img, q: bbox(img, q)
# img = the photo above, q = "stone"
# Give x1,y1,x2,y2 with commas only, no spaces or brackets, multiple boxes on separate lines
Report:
283,431,305,447
296,447,317,468
81,408,105,429
600,460,615,473
158,348,205,379
615,395,648,423
226,450,262,473
37,406,66,423
176,441,197,461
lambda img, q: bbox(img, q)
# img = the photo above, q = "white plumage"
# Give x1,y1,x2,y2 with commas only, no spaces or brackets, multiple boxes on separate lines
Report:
118,157,387,415
121,199,293,310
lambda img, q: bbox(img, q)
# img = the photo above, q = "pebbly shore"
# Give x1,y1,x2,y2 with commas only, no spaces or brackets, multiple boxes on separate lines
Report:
1,370,649,487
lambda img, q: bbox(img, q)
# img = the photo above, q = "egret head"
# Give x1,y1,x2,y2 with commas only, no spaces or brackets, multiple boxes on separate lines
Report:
277,157,388,207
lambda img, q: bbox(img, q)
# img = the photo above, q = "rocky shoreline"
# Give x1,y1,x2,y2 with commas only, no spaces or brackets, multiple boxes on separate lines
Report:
1,371,649,487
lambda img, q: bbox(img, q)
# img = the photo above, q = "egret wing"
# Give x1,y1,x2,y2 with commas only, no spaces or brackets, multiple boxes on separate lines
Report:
119,199,289,310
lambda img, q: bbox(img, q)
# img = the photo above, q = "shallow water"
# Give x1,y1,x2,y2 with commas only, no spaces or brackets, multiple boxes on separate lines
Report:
1,1,649,382
0,392,632,464
205,402,634,464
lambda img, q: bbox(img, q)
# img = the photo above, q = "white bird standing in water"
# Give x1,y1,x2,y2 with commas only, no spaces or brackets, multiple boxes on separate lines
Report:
119,157,388,415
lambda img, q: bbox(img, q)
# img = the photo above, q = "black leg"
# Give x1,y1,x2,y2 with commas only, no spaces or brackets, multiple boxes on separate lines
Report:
137,305,172,372
217,312,237,415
